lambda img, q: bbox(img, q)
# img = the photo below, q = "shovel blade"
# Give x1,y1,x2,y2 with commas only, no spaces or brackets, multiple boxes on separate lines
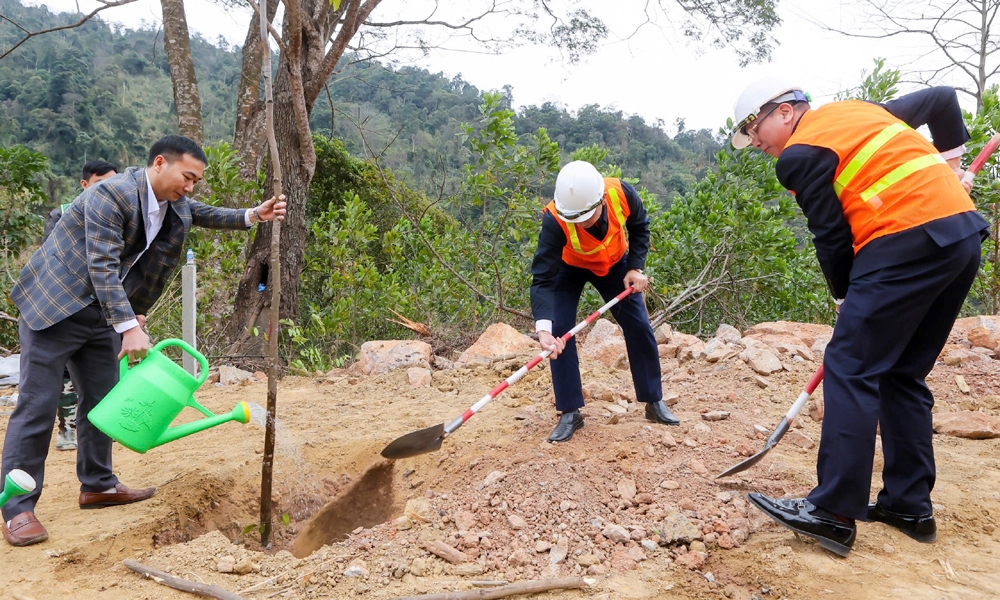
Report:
380,423,446,460
715,417,791,479
715,444,775,479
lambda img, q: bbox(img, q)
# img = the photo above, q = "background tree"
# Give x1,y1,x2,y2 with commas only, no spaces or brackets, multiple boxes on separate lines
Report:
159,0,203,143
823,0,1000,108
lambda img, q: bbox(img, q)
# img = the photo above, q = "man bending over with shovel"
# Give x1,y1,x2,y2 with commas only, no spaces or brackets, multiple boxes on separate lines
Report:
731,78,987,556
530,160,679,443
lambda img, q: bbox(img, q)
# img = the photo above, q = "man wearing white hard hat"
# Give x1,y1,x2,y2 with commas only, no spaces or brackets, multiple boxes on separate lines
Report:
732,77,987,556
530,160,679,443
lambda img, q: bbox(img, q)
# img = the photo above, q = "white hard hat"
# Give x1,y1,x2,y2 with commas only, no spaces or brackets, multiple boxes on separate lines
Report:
732,76,810,149
553,161,605,223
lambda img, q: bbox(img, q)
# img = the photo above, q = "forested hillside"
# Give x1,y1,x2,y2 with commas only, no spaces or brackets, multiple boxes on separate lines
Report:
0,0,718,204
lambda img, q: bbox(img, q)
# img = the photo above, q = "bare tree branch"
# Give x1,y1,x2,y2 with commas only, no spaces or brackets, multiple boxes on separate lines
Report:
0,0,140,61
814,0,1000,106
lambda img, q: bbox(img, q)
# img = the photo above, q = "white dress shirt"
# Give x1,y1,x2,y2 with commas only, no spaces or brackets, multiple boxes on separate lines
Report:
116,172,258,333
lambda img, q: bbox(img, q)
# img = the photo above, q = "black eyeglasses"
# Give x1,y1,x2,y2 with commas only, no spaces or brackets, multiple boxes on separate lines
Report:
739,104,779,138
556,196,604,221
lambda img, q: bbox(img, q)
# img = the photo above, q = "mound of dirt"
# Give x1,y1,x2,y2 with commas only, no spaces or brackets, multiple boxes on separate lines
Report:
3,320,1000,599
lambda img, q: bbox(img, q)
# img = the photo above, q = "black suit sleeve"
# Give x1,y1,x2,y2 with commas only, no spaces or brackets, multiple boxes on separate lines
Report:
775,144,855,299
620,180,650,272
530,211,567,322
880,87,970,151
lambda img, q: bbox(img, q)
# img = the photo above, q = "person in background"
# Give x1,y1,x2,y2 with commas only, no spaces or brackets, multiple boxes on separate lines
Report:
41,160,119,451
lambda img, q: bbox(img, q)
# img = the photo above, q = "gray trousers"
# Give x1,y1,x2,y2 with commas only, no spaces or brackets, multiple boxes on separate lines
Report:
2,305,120,520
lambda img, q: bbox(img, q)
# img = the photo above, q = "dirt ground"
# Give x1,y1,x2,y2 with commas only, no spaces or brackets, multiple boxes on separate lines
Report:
2,321,1000,600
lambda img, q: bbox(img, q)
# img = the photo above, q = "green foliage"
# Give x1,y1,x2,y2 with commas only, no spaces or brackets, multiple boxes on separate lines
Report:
0,0,241,200
0,144,47,348
0,144,47,254
286,95,559,369
647,144,833,333
964,85,1000,314
835,58,901,103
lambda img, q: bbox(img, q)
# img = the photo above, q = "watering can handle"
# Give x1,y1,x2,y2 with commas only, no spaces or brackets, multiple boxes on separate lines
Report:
150,339,211,386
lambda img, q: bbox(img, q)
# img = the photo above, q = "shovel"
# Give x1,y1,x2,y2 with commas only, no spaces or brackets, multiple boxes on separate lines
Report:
715,365,824,479
381,286,636,459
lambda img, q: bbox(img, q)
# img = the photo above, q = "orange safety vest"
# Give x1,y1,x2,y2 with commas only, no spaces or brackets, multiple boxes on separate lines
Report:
784,100,975,252
544,178,631,276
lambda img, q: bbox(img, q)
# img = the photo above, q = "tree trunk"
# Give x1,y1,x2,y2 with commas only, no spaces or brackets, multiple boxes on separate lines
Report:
227,67,309,356
233,0,278,169
160,0,203,143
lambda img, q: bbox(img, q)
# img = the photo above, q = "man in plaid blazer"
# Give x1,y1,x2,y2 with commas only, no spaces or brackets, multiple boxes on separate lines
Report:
2,136,286,546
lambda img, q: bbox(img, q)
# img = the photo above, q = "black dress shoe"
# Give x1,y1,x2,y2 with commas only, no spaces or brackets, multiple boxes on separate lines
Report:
868,502,936,543
548,410,584,442
644,400,680,425
748,493,856,557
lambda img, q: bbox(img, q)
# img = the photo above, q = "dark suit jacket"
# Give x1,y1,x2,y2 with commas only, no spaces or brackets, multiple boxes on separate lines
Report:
12,166,250,331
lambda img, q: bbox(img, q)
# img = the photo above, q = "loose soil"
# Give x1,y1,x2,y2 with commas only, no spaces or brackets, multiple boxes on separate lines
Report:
2,327,1000,599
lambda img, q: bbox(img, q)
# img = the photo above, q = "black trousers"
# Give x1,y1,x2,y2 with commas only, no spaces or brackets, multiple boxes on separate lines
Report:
550,259,661,412
807,232,981,520
2,304,121,520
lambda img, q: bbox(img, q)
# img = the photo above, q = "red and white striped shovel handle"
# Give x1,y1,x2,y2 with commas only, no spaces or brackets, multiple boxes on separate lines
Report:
962,132,1000,186
443,286,636,436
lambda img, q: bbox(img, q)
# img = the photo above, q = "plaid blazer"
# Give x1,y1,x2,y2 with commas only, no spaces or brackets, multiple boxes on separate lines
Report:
12,166,250,331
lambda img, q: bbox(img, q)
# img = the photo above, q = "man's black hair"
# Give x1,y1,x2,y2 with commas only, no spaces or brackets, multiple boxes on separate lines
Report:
146,135,208,167
81,159,118,181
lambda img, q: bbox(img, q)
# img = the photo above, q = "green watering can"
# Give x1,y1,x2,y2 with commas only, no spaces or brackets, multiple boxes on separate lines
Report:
0,469,36,509
88,339,251,454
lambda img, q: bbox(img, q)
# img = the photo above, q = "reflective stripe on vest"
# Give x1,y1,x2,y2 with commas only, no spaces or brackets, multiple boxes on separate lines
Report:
832,121,946,207
565,187,627,255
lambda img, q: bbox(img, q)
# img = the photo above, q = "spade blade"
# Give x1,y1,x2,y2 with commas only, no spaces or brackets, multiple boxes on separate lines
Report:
380,423,446,459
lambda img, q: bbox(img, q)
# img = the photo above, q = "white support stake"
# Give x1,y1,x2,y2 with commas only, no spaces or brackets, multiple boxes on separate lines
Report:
181,250,198,376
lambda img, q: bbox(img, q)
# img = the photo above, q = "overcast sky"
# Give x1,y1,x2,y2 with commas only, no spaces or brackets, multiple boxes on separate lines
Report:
24,0,960,133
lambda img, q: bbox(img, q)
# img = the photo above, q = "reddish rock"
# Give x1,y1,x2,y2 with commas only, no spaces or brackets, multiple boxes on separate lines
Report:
507,549,533,567
407,367,432,387
654,323,673,345
359,340,433,375
634,493,654,505
743,321,834,348
580,319,628,368
933,411,1000,439
456,323,536,366
582,381,615,401
714,324,742,344
611,548,638,570
735,443,755,457
507,514,529,530
807,399,824,422
968,325,1000,350
617,478,637,502
658,344,679,359
627,545,647,562
675,550,707,570
785,430,816,449
717,533,735,549
741,346,783,375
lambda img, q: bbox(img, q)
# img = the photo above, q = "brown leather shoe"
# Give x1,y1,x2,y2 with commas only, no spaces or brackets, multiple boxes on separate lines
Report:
3,511,49,546
79,483,155,509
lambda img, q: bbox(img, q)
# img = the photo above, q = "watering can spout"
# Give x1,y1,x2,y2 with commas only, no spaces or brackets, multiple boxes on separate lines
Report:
154,401,251,448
